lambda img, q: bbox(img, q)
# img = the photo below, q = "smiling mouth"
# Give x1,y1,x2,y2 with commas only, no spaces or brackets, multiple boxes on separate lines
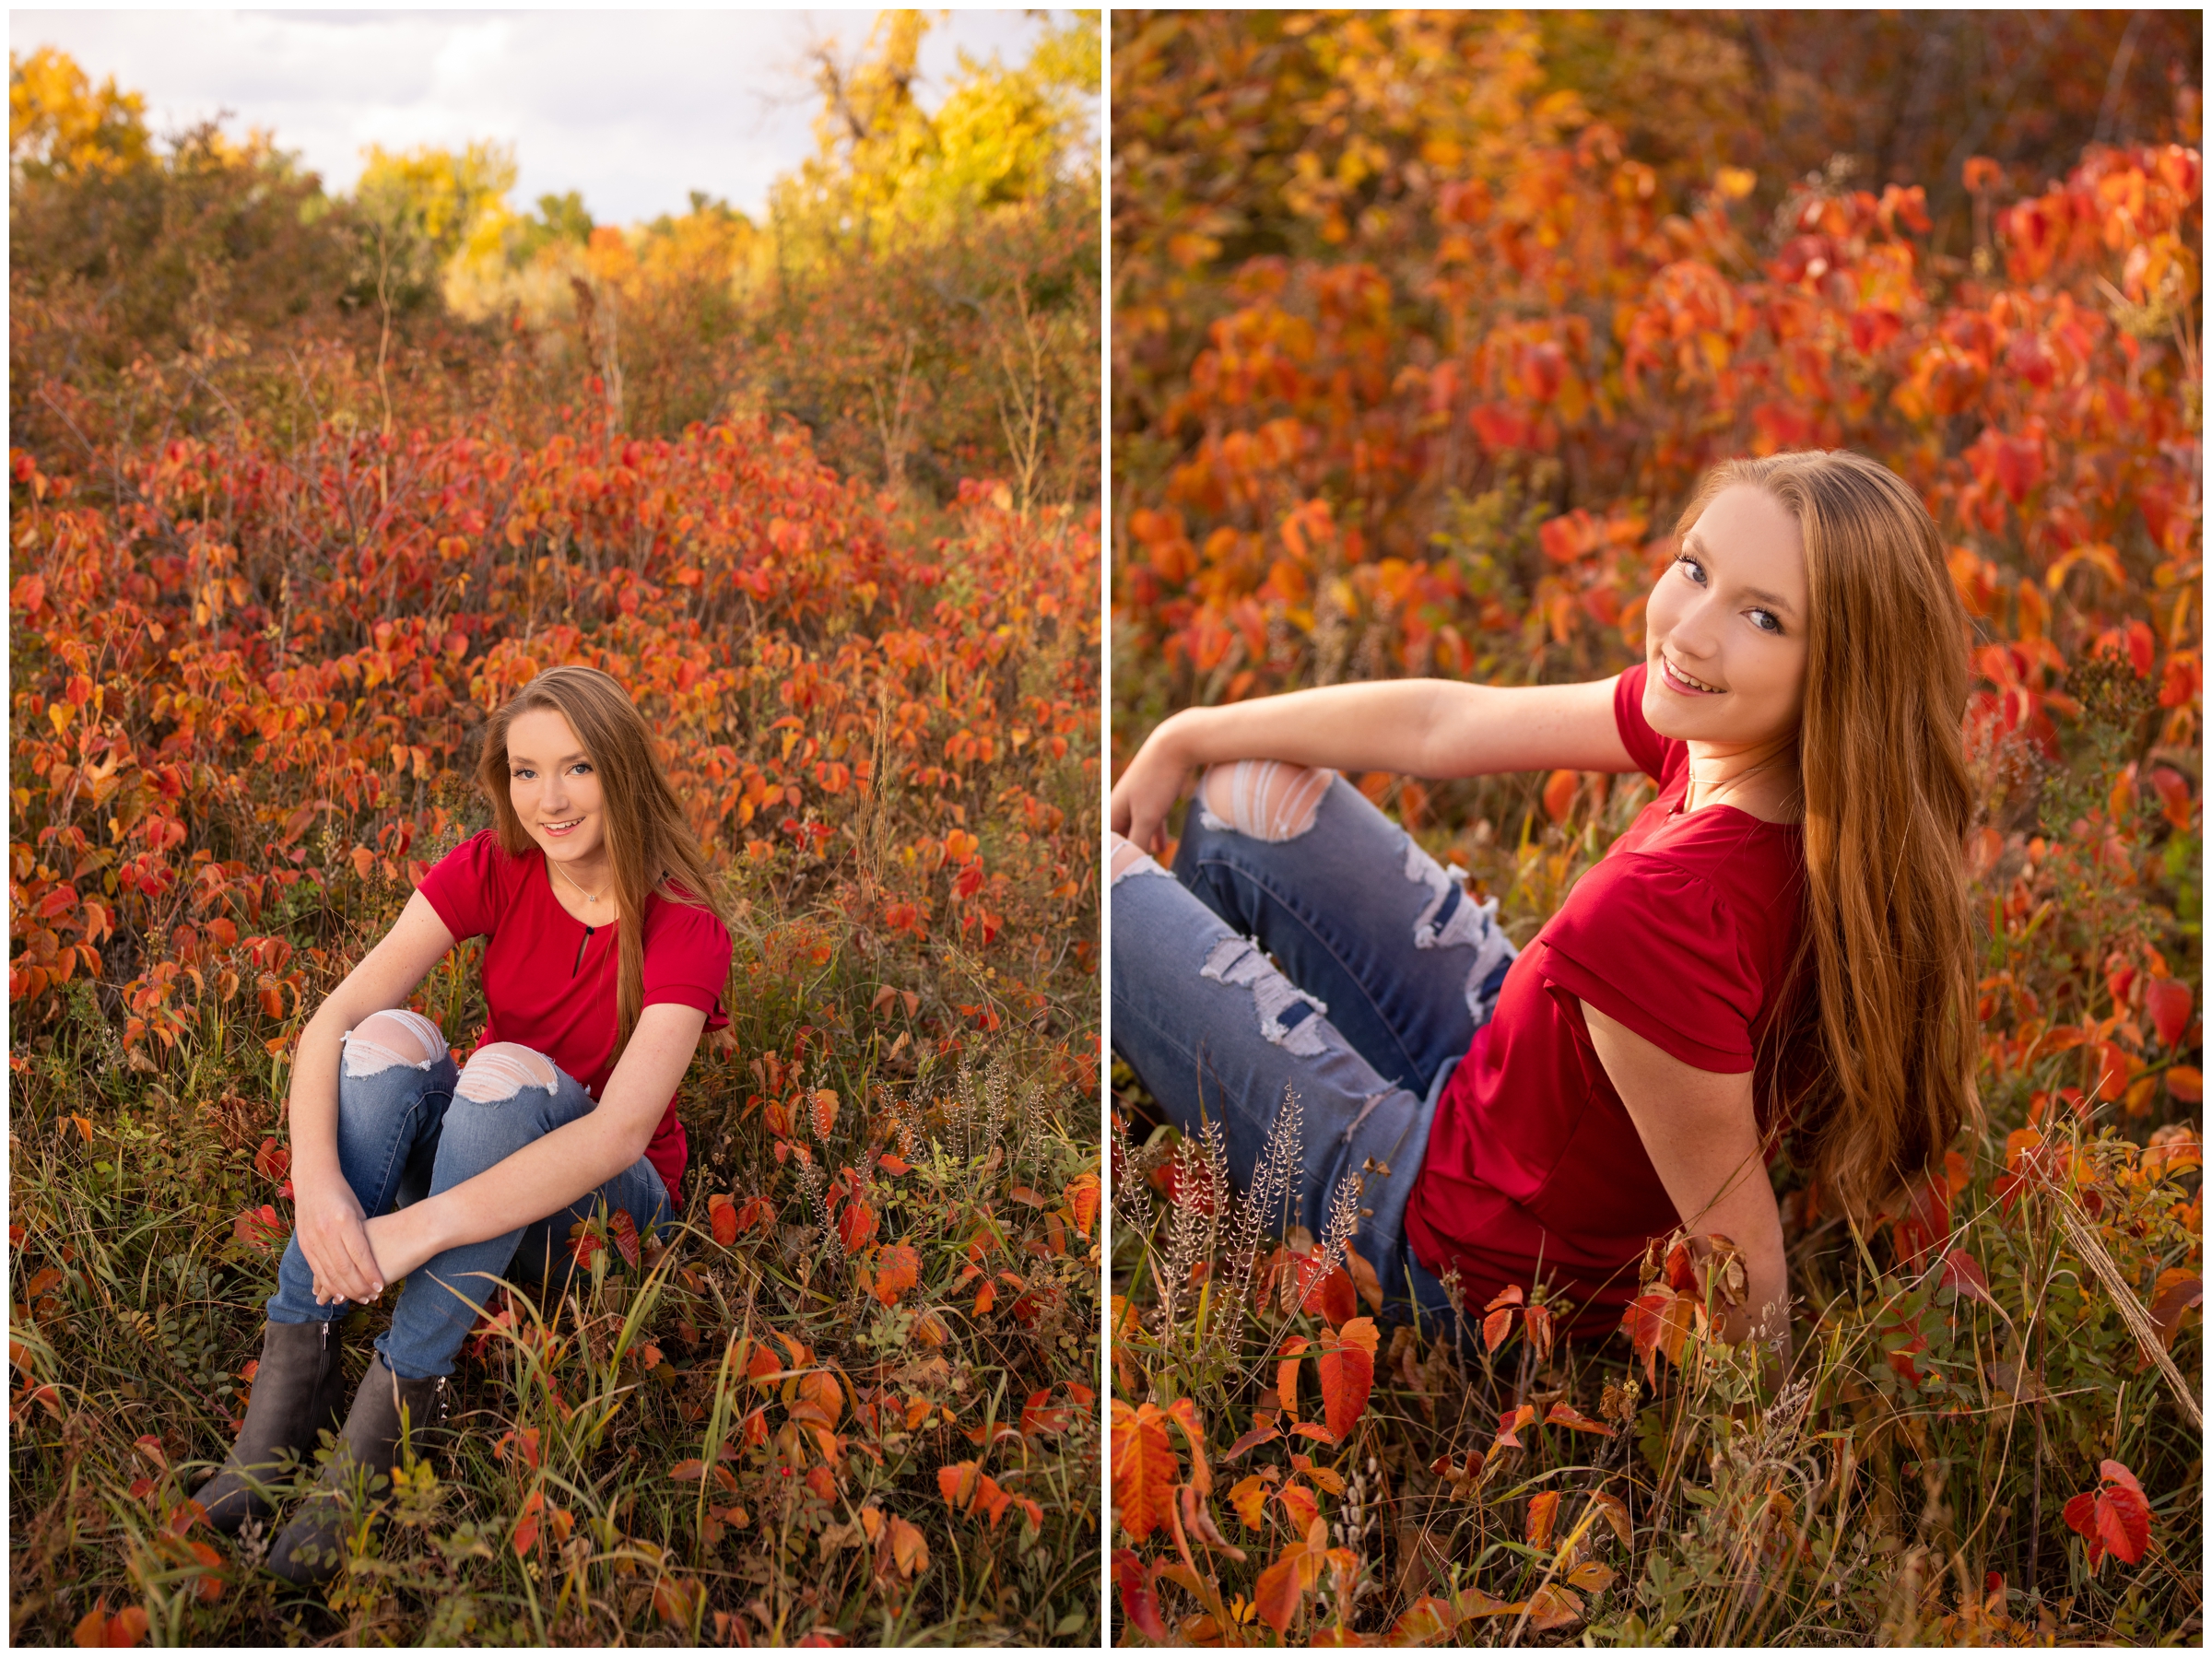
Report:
1662,655,1725,694
543,817,585,833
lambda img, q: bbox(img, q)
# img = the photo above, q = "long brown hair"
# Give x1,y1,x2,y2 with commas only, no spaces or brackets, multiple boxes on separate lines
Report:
1676,452,1978,1218
476,664,727,1065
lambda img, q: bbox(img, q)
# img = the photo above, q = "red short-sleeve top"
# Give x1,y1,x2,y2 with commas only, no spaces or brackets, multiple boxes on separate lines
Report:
1404,664,1806,1334
417,829,732,1204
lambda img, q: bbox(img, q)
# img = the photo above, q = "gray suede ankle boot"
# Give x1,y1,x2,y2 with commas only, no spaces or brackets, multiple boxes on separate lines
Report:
196,1319,349,1535
265,1353,449,1586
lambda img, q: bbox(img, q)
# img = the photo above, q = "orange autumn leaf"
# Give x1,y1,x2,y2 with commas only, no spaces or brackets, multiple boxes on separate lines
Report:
1253,1533,1321,1634
1525,1489,1559,1548
707,1193,738,1247
873,1241,921,1306
1316,1316,1378,1440
1063,1171,1100,1239
1109,1400,1179,1541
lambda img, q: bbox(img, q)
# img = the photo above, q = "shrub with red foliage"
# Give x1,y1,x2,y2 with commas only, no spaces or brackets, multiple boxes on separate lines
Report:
9,416,1099,1070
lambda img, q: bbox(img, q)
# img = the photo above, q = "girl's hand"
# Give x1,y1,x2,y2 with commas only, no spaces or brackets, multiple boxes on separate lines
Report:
357,1208,442,1291
292,1168,385,1306
1112,714,1198,854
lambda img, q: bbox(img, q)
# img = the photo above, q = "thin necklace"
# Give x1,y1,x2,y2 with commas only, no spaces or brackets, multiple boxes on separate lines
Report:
549,853,608,908
1684,751,1793,812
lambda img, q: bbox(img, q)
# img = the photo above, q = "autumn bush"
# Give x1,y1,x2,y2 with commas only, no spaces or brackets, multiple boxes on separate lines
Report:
9,18,1100,512
6,296,1101,1651
1110,12,2200,1646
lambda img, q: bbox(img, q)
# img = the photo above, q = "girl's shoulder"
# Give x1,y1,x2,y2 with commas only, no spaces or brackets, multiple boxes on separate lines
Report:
642,882,734,948
640,884,735,996
418,827,537,939
1552,817,1805,999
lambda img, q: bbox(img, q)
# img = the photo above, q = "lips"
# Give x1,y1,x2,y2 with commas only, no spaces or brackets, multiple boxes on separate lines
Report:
1660,654,1724,695
543,817,585,836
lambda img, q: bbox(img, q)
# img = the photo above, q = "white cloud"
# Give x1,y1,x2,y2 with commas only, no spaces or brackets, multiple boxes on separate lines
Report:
8,7,1070,225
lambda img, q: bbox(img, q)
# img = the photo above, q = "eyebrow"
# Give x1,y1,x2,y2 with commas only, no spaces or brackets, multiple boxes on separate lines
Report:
509,751,591,766
1683,531,1799,616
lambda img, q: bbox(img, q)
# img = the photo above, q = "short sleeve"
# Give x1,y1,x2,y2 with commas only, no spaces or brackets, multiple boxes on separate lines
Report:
1612,664,1677,784
1540,852,1761,1073
642,899,734,1030
416,829,505,943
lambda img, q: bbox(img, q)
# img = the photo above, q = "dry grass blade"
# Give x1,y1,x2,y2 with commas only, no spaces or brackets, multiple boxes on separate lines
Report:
2052,1196,2201,1430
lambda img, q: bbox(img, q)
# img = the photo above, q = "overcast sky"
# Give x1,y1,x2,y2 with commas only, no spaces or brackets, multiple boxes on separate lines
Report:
10,8,1069,226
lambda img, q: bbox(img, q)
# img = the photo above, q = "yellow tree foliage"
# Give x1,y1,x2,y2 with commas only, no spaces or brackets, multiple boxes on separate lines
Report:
8,46,150,178
771,8,1098,267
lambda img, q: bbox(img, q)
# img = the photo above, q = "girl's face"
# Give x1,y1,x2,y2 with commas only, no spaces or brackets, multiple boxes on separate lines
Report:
1641,483,1809,751
506,707,609,874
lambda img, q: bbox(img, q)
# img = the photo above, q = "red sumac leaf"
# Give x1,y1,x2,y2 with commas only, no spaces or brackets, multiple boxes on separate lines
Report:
608,1208,641,1269
1112,1547,1171,1641
2145,976,2193,1048
1316,1317,1377,1440
836,1199,878,1252
1253,1545,1311,1633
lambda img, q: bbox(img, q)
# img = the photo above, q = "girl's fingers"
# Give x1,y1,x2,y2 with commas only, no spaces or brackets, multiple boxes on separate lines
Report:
335,1218,385,1299
306,1228,371,1302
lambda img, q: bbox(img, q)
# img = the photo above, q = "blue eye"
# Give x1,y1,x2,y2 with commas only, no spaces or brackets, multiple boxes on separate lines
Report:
1677,553,1707,584
1750,609,1783,634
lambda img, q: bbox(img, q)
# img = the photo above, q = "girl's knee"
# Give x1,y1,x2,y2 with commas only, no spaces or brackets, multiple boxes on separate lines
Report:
342,1008,450,1078
1110,831,1172,887
1198,760,1334,843
1200,934,1334,1058
454,1043,559,1104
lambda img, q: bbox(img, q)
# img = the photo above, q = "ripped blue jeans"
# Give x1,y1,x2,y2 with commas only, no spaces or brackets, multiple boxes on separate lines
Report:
1111,767,1516,1332
265,1011,672,1380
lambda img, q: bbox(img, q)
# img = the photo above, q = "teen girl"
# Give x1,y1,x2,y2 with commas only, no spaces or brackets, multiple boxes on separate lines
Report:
1111,451,1978,1355
198,664,734,1583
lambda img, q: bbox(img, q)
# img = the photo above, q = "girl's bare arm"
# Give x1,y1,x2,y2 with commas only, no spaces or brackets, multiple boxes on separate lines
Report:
1112,676,1635,852
1582,1002,1792,1356
287,891,461,1304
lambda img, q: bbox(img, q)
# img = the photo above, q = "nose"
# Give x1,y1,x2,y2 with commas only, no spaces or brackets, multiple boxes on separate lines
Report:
1669,588,1724,661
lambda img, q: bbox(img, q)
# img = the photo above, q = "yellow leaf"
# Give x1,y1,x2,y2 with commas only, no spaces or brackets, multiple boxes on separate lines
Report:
1228,1473,1271,1531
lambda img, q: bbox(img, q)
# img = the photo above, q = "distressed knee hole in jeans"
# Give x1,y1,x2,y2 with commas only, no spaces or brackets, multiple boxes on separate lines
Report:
1200,936,1334,1058
456,1042,559,1103
1401,839,1518,1023
1110,832,1171,887
342,1008,450,1078
1197,760,1334,843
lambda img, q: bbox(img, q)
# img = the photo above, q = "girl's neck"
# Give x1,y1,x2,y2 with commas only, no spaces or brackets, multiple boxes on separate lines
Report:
544,848,616,922
1680,737,1802,823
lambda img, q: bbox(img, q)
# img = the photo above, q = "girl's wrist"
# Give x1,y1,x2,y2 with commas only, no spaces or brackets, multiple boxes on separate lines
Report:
367,1199,453,1280
1152,706,1210,769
